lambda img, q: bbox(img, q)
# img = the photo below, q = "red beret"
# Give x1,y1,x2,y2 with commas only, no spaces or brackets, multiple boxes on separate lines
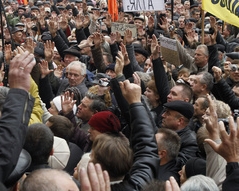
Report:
88,111,121,133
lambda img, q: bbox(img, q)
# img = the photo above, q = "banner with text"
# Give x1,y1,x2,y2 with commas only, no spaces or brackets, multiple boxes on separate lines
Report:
123,0,165,12
159,36,181,67
202,0,239,28
111,22,137,37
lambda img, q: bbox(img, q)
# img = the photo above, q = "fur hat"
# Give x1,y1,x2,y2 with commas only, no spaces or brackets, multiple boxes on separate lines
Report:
88,111,121,133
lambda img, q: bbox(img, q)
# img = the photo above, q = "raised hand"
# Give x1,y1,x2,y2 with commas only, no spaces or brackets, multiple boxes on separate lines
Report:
205,116,239,163
92,32,102,47
80,163,111,191
119,80,141,104
119,42,130,65
151,34,160,59
124,29,134,45
23,37,36,54
39,59,53,79
9,48,36,92
115,50,124,76
44,40,55,62
202,94,220,140
61,91,76,115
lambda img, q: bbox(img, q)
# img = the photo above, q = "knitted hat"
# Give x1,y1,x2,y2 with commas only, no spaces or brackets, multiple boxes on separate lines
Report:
185,157,206,178
163,100,194,119
48,136,70,169
88,111,121,133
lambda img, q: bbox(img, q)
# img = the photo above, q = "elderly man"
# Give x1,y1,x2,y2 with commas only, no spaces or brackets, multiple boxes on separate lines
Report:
39,60,88,108
162,100,198,168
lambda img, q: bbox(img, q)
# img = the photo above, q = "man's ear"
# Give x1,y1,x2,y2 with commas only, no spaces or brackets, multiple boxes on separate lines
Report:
158,149,167,158
50,148,54,156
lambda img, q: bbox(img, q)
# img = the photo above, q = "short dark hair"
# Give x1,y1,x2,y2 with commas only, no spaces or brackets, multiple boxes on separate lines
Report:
156,128,181,160
47,115,73,143
175,82,193,102
23,123,54,165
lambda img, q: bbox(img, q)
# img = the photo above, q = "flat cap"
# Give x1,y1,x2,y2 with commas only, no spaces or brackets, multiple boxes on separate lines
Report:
163,100,194,119
226,52,239,60
63,46,81,58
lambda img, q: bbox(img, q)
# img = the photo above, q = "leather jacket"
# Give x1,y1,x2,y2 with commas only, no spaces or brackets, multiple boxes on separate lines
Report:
111,103,160,191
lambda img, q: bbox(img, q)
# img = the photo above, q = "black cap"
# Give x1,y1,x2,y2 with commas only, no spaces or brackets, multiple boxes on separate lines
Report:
41,31,52,41
63,46,81,58
105,63,115,72
190,3,199,9
57,5,65,10
75,0,83,3
11,27,23,34
133,44,149,58
217,44,225,53
36,1,43,6
34,46,45,57
226,52,239,60
163,100,194,119
185,157,206,179
31,6,40,11
18,6,26,11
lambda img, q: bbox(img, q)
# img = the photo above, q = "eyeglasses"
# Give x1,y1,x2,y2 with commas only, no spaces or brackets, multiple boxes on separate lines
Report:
231,64,239,72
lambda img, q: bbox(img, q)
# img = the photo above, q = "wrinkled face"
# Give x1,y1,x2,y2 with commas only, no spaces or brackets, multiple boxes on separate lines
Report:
229,64,239,82
64,54,78,67
161,109,181,130
178,18,185,28
13,31,23,43
88,126,101,141
76,97,94,121
188,74,196,86
144,87,159,106
179,165,187,185
194,48,208,68
167,86,185,102
193,97,207,118
48,101,59,115
191,74,204,96
135,52,146,64
66,65,85,87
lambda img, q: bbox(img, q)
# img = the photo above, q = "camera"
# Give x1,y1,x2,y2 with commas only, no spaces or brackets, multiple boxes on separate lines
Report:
234,109,239,121
231,64,239,72
169,25,175,32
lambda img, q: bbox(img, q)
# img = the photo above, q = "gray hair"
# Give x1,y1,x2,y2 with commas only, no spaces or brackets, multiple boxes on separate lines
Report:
181,175,219,191
196,44,209,57
198,72,214,92
67,61,87,76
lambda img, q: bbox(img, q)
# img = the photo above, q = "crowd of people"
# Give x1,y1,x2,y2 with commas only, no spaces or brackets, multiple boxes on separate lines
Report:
1,0,239,190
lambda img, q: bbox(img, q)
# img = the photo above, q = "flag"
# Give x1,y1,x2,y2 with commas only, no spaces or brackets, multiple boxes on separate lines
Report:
202,0,239,28
108,0,118,22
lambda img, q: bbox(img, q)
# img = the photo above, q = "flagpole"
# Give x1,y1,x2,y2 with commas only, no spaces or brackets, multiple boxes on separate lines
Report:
171,0,174,23
201,10,205,44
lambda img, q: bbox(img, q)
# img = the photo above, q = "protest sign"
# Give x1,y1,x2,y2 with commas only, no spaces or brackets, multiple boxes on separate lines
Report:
159,36,181,67
111,22,137,37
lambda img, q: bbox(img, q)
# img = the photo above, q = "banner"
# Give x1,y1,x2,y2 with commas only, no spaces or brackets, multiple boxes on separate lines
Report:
202,0,239,28
123,0,165,12
111,22,137,37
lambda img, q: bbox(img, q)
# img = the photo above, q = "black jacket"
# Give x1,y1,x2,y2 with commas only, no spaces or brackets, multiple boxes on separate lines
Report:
111,103,160,191
222,162,239,191
0,89,34,182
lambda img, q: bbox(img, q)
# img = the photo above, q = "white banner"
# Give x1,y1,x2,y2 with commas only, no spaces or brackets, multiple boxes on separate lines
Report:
123,0,165,12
